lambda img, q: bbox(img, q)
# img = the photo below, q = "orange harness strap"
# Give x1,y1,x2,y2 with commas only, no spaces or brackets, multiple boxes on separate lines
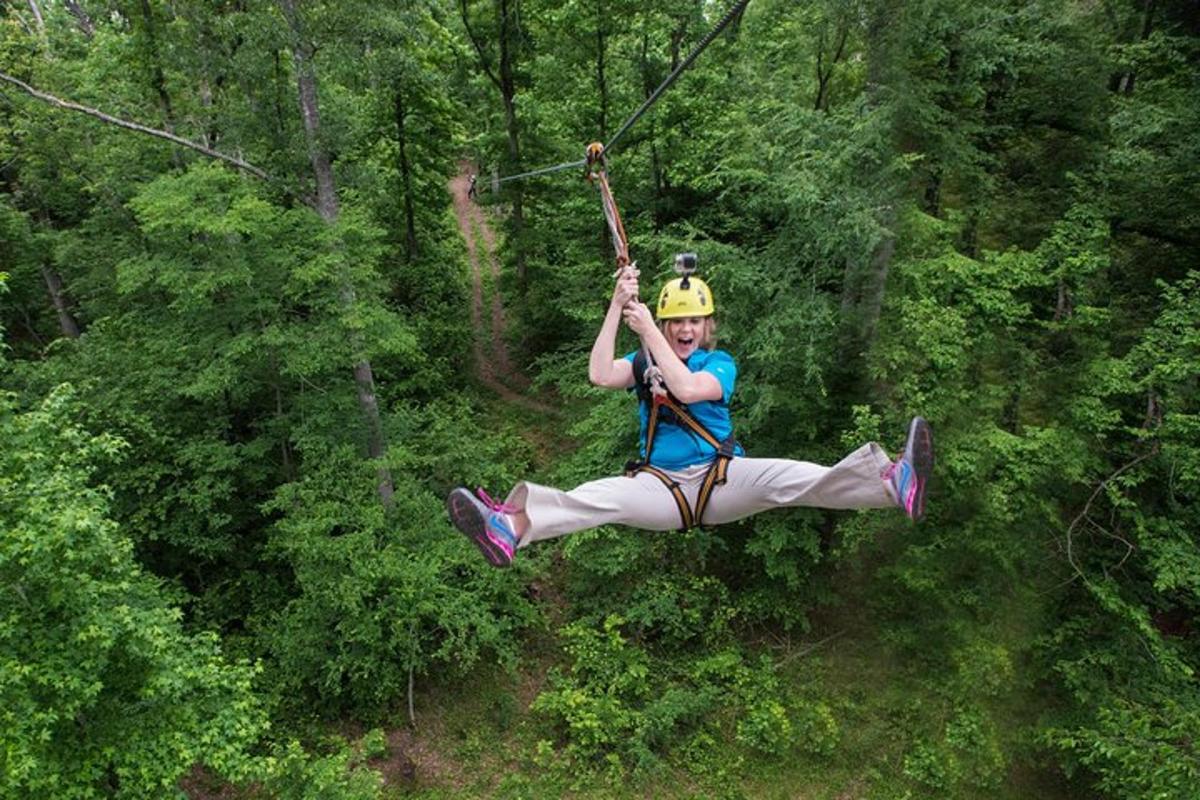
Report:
626,462,695,531
626,392,738,531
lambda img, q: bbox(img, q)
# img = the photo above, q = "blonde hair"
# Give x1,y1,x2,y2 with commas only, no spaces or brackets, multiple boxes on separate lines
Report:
659,317,717,350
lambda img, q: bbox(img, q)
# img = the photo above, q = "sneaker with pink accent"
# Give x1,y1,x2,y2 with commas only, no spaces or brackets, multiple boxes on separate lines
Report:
446,487,518,567
884,417,934,521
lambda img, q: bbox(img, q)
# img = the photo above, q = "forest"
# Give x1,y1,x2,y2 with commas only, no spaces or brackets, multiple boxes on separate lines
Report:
1,0,1198,798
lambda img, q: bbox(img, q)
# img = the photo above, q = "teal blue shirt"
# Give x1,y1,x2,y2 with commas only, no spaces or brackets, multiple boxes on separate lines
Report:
624,349,744,470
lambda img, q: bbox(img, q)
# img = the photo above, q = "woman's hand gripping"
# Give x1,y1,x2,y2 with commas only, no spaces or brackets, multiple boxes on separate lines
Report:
621,299,656,338
611,264,640,311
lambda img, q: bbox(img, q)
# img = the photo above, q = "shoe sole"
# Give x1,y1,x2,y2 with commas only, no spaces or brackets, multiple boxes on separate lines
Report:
903,417,934,521
446,488,512,568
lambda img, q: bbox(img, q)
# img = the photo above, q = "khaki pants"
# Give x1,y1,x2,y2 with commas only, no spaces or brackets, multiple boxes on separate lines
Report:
507,443,897,547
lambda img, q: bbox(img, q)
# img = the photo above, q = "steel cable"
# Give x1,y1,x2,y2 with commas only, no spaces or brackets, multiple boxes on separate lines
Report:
491,0,750,188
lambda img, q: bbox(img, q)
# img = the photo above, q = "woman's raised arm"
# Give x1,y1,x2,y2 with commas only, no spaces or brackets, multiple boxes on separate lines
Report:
588,267,638,389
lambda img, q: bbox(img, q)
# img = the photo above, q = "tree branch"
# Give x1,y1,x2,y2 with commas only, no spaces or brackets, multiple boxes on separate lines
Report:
1065,450,1156,585
459,0,502,91
774,630,847,671
63,0,96,39
26,0,45,34
1113,219,1199,249
0,71,269,180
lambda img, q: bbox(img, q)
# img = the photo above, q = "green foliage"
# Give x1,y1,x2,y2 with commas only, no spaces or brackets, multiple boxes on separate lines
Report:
1041,693,1200,800
359,728,388,761
257,441,536,719
1033,270,1200,800
533,616,821,776
531,616,653,770
6,160,420,593
0,386,266,799
732,659,795,757
259,740,382,800
2,0,1199,796
622,574,736,649
902,706,1006,792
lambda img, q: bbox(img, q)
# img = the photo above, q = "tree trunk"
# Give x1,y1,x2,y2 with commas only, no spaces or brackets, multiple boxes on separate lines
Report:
26,0,45,33
278,0,395,508
839,255,860,321
857,1,902,352
814,20,849,112
273,369,295,480
959,208,979,258
271,51,290,156
860,208,896,347
394,90,418,261
63,0,95,39
838,0,900,360
670,19,684,70
194,11,241,150
137,0,185,172
923,167,941,217
1111,0,1157,95
459,0,527,290
281,11,338,220
497,0,526,291
259,307,296,480
138,0,176,133
39,262,81,339
1055,280,1073,321
640,33,665,228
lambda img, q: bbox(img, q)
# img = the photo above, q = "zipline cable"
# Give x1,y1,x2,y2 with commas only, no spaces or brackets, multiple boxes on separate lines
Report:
493,157,587,185
603,0,749,157
491,0,750,188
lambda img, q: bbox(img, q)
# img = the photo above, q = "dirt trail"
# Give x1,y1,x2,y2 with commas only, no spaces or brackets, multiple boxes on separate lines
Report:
449,164,557,415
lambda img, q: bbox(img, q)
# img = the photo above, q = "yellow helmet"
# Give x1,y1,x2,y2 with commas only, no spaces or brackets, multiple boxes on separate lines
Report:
656,276,715,319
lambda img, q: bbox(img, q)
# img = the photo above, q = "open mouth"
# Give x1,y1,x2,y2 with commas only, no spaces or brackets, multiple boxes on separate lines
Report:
676,335,695,350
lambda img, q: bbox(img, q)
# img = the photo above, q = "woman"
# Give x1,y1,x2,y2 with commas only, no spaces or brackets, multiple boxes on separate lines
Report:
446,266,933,568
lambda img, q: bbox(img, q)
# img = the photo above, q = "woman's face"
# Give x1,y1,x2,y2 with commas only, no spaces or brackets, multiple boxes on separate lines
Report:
664,317,708,361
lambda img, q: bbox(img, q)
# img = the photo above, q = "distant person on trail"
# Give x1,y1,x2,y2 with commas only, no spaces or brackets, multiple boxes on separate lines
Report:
446,263,934,568
467,173,478,200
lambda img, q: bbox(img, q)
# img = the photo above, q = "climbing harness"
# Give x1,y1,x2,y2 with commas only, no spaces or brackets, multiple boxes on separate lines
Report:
627,252,740,531
625,348,741,531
